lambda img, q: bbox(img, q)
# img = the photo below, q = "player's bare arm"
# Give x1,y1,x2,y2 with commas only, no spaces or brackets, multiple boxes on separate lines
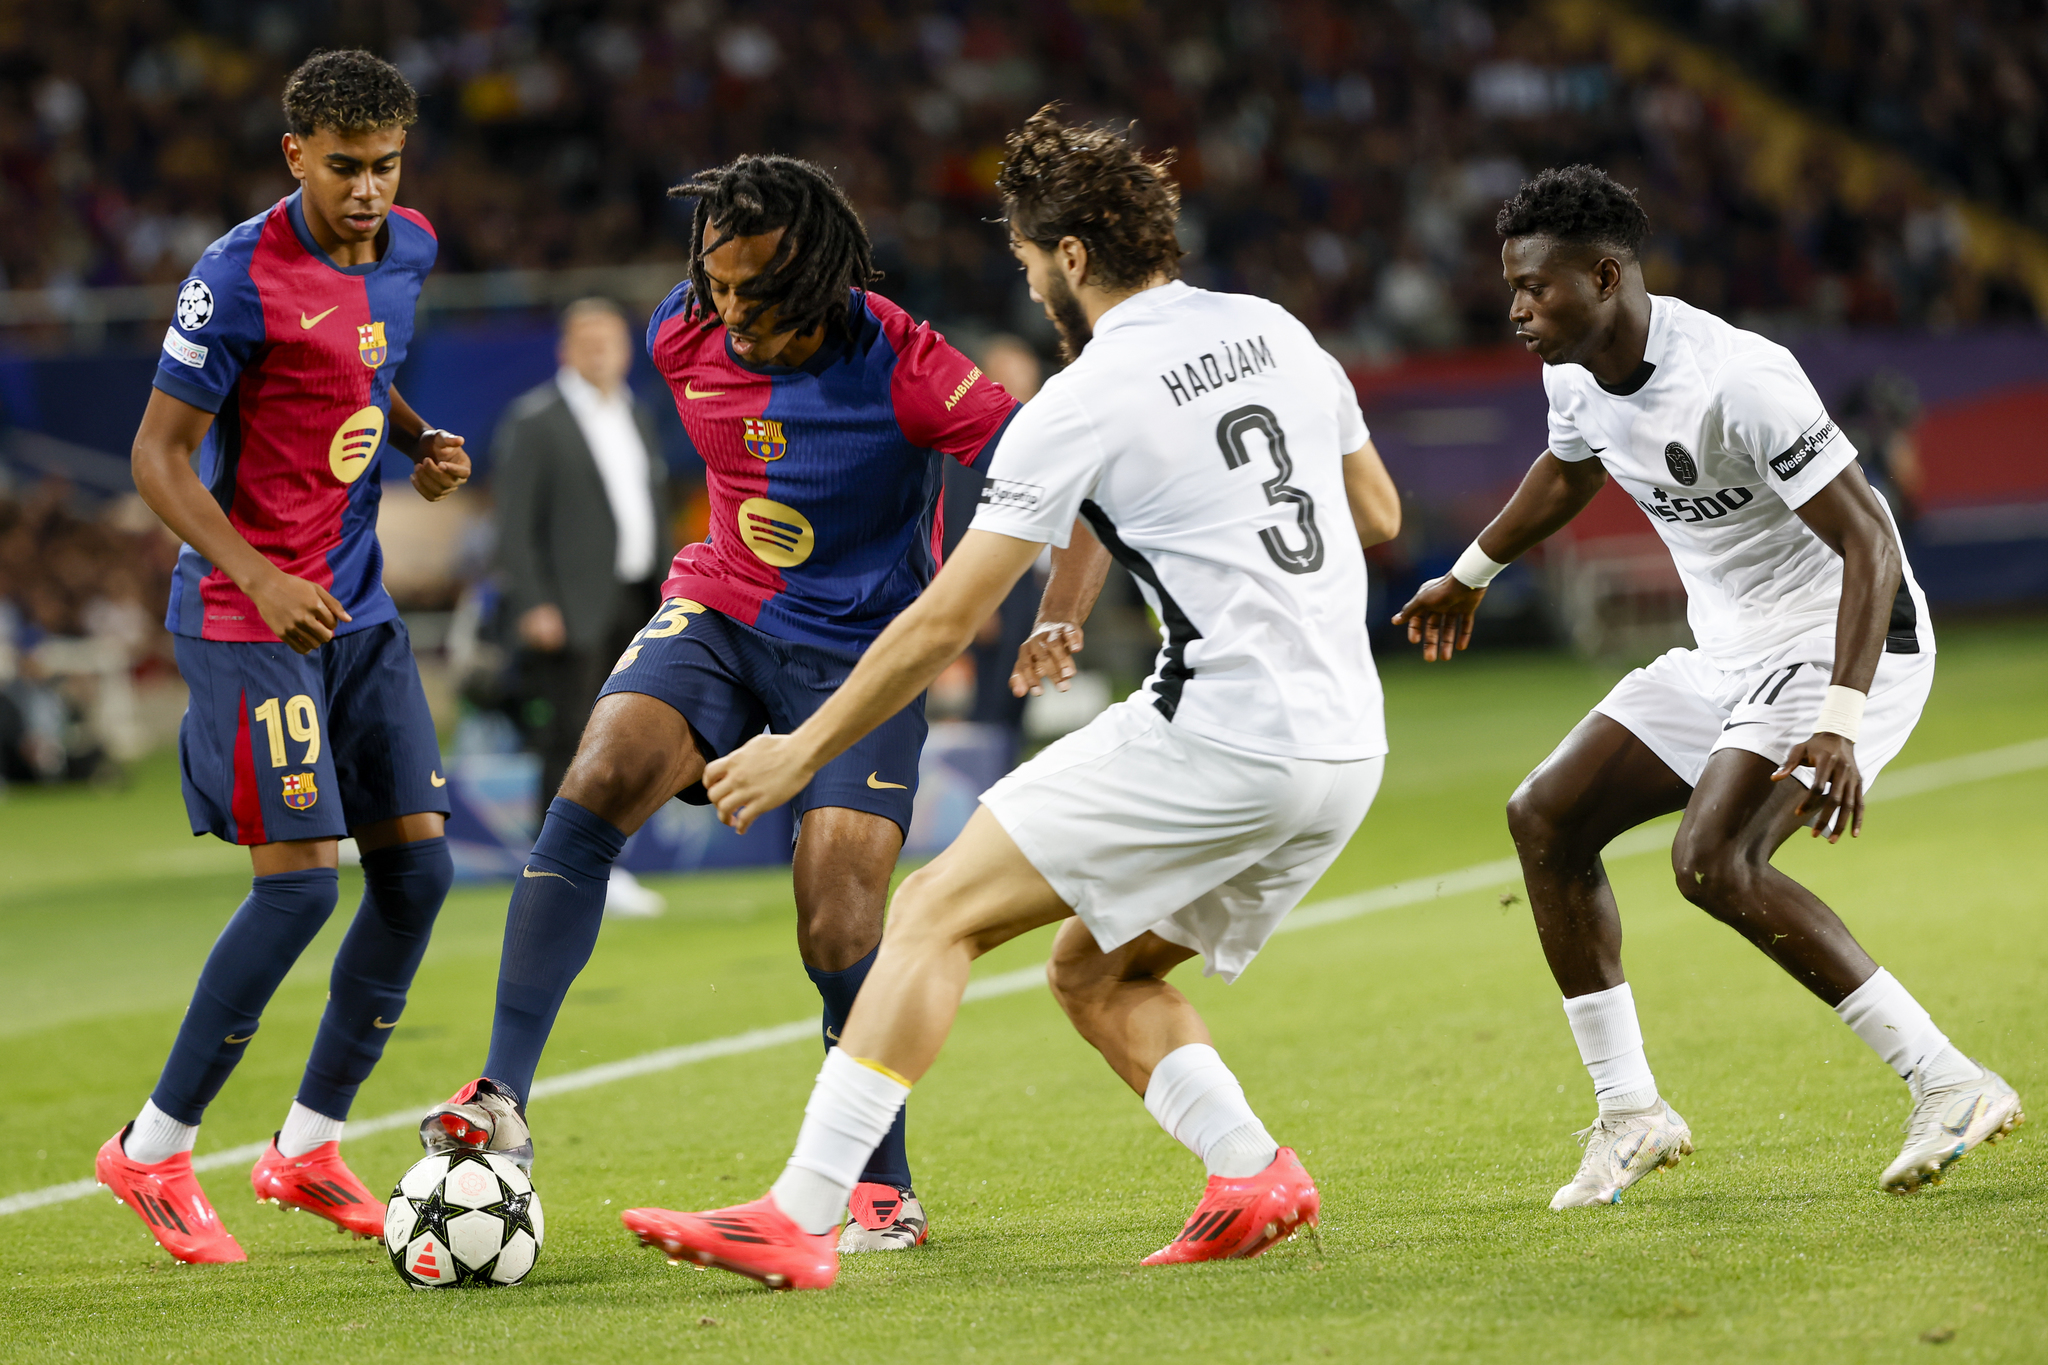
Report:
1392,451,1606,661
388,386,470,501
1011,518,1109,697
1343,438,1402,549
708,530,1044,831
131,388,350,654
1771,463,1905,842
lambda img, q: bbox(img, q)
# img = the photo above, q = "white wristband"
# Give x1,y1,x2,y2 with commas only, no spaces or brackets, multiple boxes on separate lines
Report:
416,427,445,448
1449,541,1510,590
1813,685,1865,743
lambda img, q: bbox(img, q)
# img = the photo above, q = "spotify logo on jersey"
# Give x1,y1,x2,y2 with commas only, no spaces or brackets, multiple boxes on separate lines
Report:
329,406,384,485
737,497,815,567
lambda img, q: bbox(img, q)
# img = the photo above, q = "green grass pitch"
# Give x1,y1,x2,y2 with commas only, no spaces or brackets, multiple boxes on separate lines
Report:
3,622,2045,1362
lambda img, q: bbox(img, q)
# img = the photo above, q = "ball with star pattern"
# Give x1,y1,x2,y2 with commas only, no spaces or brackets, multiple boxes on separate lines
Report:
385,1151,544,1288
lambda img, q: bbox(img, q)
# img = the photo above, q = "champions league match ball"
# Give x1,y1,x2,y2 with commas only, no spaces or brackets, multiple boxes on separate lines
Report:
385,1151,544,1288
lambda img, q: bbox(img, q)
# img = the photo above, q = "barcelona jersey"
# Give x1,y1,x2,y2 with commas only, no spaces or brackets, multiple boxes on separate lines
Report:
647,285,1019,649
152,190,436,642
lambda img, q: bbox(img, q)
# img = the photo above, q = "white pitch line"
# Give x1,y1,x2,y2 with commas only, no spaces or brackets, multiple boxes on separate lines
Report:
7,734,2045,1220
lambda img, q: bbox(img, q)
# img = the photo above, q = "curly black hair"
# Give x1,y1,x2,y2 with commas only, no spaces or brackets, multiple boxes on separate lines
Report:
996,106,1183,291
668,155,879,341
282,50,418,137
1496,165,1650,260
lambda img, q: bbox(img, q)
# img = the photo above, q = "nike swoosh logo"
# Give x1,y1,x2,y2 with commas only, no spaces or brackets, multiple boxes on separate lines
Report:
522,866,571,882
683,381,725,399
825,1027,840,1042
300,306,339,330
430,771,447,787
867,773,907,790
224,1033,255,1044
372,1017,399,1029
1722,720,1766,730
1588,445,1607,454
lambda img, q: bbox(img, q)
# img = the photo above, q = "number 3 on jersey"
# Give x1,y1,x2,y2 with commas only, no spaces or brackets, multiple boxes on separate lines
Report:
1216,405,1324,575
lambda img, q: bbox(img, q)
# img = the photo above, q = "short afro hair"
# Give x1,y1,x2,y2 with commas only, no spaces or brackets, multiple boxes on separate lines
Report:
282,50,418,138
1496,165,1649,261
997,106,1183,291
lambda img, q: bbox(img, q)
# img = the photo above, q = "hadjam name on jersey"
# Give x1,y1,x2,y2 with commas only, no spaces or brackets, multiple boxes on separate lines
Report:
743,417,789,461
1159,335,1276,408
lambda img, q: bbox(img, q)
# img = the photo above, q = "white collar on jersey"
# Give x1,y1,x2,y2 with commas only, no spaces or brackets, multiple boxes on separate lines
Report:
1091,279,1194,340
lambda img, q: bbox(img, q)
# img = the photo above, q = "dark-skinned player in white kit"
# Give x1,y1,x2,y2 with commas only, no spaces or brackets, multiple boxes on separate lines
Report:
1395,166,2021,1209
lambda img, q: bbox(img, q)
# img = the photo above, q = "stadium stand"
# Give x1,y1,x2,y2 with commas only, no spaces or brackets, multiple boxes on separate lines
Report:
0,0,2037,345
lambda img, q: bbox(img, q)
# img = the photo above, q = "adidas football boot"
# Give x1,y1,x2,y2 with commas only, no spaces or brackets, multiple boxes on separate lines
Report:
95,1125,246,1264
1142,1146,1320,1265
622,1194,839,1290
1549,1099,1693,1209
836,1182,929,1252
250,1137,385,1239
1881,1063,2023,1193
418,1077,533,1170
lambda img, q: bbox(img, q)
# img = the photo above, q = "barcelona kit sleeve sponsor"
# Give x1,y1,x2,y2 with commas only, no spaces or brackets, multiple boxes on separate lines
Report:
156,193,437,642
644,286,1021,650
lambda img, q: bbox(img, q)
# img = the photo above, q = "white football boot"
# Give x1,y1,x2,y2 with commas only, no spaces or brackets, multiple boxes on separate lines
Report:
418,1077,535,1171
835,1182,929,1252
1550,1099,1694,1209
1880,1063,2023,1193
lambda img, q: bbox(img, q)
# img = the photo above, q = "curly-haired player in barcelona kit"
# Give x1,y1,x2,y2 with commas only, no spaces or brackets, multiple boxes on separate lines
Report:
415,155,1021,1254
1395,166,2021,1209
95,51,470,1264
614,107,1403,1290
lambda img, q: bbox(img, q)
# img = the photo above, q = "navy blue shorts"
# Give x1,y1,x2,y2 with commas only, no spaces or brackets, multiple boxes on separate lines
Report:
175,620,448,845
598,599,925,833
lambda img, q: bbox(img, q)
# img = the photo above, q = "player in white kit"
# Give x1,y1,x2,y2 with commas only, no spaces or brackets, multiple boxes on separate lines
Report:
1396,166,2022,1209
612,107,1401,1289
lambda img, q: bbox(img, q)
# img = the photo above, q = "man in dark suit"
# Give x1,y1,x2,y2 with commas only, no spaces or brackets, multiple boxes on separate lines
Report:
493,299,671,911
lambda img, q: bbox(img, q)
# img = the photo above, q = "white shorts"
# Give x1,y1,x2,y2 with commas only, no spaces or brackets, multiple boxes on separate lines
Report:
1593,631,1936,791
979,698,1383,982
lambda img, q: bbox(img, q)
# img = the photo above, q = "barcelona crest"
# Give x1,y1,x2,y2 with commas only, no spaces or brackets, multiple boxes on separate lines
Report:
357,321,388,368
742,417,788,462
282,771,319,810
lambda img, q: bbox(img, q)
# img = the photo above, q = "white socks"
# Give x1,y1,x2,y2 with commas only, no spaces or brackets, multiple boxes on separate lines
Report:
277,1100,345,1158
1836,968,1977,1092
1562,983,1660,1115
1144,1044,1279,1179
771,1048,911,1235
124,1099,198,1165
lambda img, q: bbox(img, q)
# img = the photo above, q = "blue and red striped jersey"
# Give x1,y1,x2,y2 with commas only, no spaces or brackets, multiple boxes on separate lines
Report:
648,285,1019,649
152,190,436,641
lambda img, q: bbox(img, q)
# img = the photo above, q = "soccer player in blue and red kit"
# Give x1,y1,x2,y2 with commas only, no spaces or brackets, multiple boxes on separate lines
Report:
422,155,1018,1253
95,51,469,1265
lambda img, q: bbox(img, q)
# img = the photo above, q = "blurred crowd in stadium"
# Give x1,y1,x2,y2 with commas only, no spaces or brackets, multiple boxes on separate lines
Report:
0,0,2043,784
0,0,2038,341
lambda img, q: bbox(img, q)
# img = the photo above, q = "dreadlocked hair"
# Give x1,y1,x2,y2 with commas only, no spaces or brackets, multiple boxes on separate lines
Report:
669,156,879,340
996,105,1183,290
282,50,418,137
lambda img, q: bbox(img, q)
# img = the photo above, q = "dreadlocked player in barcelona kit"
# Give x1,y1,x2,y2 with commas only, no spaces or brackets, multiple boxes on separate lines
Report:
417,155,1019,1254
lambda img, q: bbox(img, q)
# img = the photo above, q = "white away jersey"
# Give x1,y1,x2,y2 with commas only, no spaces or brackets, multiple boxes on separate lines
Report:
970,281,1384,761
1544,295,1932,668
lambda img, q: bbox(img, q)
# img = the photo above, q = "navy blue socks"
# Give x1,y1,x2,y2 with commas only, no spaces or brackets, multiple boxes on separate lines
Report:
297,837,454,1119
806,945,913,1193
150,867,340,1125
484,798,627,1102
